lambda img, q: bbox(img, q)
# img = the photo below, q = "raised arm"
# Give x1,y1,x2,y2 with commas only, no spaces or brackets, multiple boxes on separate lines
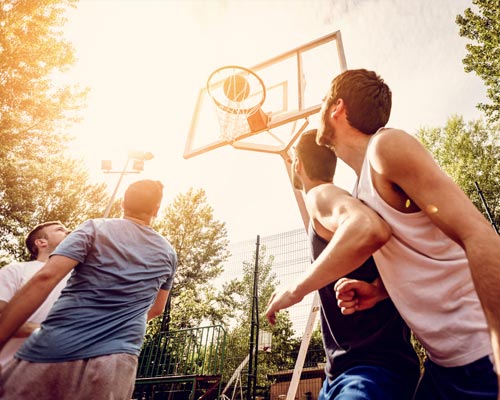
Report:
0,255,77,350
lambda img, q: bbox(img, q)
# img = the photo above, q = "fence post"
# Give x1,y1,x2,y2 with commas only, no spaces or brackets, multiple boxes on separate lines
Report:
247,235,260,400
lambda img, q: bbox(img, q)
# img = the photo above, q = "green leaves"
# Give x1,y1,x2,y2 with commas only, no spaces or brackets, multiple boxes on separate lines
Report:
417,115,500,228
151,188,231,330
0,0,109,261
457,0,500,122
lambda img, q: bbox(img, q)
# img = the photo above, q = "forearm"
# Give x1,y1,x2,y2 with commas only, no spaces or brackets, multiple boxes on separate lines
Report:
147,289,169,321
0,306,39,337
0,272,58,348
465,231,500,381
295,220,387,298
11,321,41,338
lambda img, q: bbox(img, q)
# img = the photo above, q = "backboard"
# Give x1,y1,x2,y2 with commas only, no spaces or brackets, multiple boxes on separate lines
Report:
184,31,347,159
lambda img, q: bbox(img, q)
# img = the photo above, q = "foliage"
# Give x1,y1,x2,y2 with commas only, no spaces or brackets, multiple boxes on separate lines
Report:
0,0,111,261
417,115,500,229
456,0,500,122
150,188,232,331
221,245,299,395
305,324,327,367
0,156,110,261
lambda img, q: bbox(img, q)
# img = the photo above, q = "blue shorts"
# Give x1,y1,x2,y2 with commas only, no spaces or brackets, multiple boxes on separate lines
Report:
413,355,498,400
318,365,418,400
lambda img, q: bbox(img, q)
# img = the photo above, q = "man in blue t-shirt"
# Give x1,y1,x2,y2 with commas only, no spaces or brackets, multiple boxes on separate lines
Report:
0,179,177,400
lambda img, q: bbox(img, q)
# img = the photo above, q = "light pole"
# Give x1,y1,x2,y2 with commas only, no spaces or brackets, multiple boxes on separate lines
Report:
101,150,154,218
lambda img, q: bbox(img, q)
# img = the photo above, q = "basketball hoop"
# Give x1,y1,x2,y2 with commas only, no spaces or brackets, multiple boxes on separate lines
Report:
207,66,267,142
258,330,272,353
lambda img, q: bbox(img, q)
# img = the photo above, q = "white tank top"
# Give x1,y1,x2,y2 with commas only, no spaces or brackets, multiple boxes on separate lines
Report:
354,131,492,367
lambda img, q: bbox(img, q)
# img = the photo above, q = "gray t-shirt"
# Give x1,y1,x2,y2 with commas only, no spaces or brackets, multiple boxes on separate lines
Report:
17,218,177,362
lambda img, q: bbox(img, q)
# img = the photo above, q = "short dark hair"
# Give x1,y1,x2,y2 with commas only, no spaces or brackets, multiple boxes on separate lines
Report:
296,129,337,181
123,179,164,217
25,221,63,260
324,69,392,134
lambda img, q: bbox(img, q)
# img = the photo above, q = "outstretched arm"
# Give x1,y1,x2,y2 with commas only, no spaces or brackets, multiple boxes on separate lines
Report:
0,255,77,350
265,186,391,325
0,301,40,338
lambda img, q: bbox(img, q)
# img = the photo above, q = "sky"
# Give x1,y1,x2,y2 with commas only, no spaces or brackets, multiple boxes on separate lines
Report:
62,0,487,244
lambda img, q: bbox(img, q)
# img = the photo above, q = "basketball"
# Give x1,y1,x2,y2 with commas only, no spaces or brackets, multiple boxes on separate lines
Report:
223,74,250,102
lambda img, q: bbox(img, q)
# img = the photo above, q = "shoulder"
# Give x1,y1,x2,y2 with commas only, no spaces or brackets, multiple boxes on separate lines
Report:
368,128,430,175
369,128,419,158
307,184,350,209
0,260,39,273
69,219,100,236
309,183,350,200
0,261,42,295
307,183,367,220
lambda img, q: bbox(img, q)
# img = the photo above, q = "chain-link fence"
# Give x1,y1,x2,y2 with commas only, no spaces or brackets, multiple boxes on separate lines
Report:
220,228,315,338
218,228,326,400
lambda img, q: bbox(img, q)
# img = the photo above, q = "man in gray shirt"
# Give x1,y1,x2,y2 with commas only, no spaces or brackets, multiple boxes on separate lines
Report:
0,179,177,400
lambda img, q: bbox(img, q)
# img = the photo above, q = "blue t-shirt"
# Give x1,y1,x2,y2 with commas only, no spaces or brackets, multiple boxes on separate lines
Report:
16,218,177,362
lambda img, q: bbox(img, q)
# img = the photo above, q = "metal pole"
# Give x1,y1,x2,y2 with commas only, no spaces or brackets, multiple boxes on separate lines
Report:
246,235,260,400
103,156,130,218
474,181,499,234
252,235,260,400
160,295,172,333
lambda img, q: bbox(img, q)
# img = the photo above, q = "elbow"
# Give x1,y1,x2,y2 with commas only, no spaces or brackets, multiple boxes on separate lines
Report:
375,225,391,247
148,308,163,321
31,268,61,289
363,218,391,250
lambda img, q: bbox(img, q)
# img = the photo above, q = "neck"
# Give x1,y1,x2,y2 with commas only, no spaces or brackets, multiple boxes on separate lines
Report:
36,253,50,263
123,214,151,226
334,130,371,177
303,178,331,194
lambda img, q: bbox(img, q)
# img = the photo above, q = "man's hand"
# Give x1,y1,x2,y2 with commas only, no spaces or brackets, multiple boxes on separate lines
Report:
334,277,388,315
265,287,304,325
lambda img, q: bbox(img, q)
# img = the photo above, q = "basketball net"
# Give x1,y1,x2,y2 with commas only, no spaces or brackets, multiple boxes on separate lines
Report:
207,66,267,142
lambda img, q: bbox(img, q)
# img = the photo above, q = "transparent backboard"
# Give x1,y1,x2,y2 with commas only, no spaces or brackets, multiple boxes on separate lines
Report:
184,31,347,159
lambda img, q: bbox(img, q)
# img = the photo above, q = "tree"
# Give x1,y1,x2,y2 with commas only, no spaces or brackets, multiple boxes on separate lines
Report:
0,0,111,262
221,245,299,396
456,0,500,122
417,115,500,229
0,156,110,261
151,188,232,330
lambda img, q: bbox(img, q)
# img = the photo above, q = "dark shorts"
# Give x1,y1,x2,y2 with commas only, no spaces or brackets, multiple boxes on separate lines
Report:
413,355,498,400
318,365,418,400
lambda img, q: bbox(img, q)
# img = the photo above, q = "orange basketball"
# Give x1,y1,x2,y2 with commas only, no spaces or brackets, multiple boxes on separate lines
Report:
223,74,250,102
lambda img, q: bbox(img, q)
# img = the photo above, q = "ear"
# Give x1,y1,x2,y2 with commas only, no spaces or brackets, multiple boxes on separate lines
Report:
294,157,302,174
328,98,345,120
34,238,47,249
152,204,160,218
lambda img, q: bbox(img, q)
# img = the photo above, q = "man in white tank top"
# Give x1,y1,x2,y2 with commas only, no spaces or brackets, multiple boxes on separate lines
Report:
316,68,499,399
